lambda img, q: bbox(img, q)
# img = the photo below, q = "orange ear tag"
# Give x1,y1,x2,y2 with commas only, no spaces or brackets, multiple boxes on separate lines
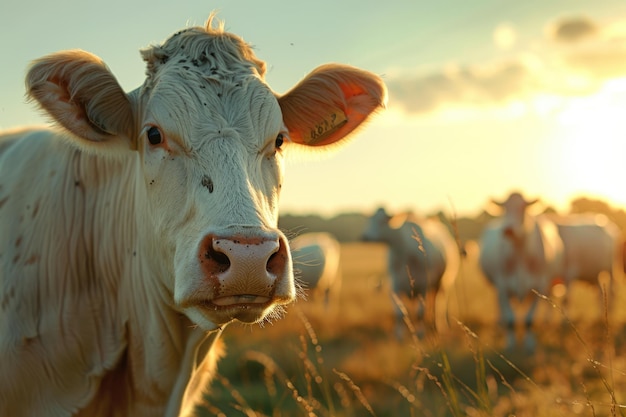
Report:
302,108,348,146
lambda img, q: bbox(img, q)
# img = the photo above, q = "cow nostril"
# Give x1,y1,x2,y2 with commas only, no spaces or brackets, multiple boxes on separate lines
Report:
204,244,231,273
266,238,287,276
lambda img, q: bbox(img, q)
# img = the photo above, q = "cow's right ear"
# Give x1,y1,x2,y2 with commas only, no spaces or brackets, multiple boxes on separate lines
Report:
26,50,136,152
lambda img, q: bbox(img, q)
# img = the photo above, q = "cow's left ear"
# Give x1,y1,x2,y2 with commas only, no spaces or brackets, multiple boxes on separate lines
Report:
27,50,135,152
278,64,386,147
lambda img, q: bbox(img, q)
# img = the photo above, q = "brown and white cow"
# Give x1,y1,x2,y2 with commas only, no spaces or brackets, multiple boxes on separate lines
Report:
478,192,563,350
0,15,386,417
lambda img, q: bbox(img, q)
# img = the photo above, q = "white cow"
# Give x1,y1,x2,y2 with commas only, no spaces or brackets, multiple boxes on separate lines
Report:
362,208,460,338
550,213,623,315
0,15,386,417
478,192,563,350
290,232,342,308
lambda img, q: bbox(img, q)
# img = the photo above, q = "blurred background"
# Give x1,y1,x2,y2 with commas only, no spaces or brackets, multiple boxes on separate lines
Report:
3,0,626,219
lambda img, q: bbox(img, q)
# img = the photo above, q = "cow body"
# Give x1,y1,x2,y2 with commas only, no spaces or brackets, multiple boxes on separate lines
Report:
551,213,623,313
290,232,342,307
362,208,460,338
478,192,563,350
0,15,386,417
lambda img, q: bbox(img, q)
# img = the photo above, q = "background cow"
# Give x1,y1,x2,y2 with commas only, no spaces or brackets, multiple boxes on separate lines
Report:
362,208,460,339
290,232,342,309
0,15,386,417
549,213,624,317
478,192,563,350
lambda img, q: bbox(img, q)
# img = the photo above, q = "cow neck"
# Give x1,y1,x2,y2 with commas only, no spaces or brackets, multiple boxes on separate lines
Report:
106,154,210,409
71,148,211,413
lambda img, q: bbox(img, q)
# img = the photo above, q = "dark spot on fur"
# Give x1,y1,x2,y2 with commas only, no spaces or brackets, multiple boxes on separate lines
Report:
24,255,39,265
178,59,187,64
0,196,8,209
15,237,22,248
12,254,20,264
201,176,214,193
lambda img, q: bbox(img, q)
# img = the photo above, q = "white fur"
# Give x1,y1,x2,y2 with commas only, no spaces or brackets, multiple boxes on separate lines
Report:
0,14,386,417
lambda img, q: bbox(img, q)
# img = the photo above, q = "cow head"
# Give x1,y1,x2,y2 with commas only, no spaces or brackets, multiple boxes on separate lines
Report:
491,192,539,244
362,207,393,242
25,16,386,330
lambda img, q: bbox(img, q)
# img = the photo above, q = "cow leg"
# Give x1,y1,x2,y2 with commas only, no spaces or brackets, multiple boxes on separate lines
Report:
522,329,537,353
420,289,438,334
323,287,331,310
497,289,515,327
391,293,409,340
524,295,539,327
521,295,539,352
496,288,516,348
559,283,571,323
394,307,406,341
597,271,612,319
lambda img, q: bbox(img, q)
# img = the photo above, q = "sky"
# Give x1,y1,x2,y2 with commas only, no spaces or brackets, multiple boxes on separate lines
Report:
2,0,626,218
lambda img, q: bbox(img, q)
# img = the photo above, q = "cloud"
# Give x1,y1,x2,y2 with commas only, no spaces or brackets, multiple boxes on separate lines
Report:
559,45,626,80
387,15,626,116
387,60,538,114
548,16,598,43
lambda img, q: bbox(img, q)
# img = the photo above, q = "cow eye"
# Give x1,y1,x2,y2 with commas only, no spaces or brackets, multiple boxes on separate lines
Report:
147,126,163,145
275,133,284,149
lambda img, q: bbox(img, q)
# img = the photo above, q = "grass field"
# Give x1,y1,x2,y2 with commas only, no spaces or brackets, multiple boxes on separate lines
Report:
199,242,626,417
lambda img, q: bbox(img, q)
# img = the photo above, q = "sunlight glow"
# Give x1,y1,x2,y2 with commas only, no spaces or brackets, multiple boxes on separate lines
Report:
550,77,626,209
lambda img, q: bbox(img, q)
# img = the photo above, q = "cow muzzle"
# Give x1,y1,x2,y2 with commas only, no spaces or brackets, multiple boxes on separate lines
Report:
193,230,295,324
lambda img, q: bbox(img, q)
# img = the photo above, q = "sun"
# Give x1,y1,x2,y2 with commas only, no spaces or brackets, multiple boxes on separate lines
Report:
549,78,626,209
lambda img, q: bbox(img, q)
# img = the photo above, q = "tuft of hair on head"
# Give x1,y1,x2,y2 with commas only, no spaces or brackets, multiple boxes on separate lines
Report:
204,11,225,34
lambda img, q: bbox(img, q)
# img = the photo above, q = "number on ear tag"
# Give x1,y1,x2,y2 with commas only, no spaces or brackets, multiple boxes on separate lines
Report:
303,109,348,146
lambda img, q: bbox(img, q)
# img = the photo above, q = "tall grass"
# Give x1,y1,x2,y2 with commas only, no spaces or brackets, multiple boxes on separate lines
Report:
200,242,626,416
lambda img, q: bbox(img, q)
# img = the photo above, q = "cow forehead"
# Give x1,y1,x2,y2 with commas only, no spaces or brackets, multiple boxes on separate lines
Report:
144,72,281,150
140,28,282,150
142,26,266,82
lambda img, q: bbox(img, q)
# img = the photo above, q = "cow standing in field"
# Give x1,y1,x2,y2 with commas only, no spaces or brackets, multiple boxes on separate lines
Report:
362,208,460,339
550,213,623,316
478,192,563,350
0,15,386,417
290,232,342,308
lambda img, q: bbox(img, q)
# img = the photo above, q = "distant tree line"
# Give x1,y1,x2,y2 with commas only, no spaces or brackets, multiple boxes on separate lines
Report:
279,197,626,243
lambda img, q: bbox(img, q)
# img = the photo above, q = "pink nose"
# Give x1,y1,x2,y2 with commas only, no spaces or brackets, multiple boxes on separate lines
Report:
198,234,292,306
